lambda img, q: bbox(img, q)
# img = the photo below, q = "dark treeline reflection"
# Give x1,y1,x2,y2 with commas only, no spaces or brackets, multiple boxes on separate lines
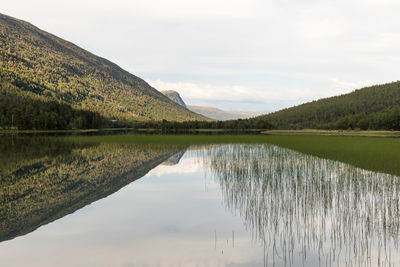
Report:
200,144,400,267
0,136,187,242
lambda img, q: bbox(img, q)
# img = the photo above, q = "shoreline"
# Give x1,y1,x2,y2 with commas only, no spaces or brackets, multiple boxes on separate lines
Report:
261,129,400,137
2,128,400,137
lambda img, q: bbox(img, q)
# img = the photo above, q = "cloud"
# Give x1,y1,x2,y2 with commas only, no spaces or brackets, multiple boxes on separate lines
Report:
146,156,202,177
147,80,259,102
147,79,309,110
148,78,380,111
147,79,305,111
328,78,376,94
2,0,400,111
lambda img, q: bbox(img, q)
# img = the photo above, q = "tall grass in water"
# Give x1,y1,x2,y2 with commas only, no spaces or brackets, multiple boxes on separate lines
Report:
200,144,400,267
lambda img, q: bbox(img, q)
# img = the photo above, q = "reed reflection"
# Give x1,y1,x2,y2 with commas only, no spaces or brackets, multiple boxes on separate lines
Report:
200,144,400,266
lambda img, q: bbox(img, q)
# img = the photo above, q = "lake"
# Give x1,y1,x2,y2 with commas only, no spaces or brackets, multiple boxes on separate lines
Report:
0,135,400,266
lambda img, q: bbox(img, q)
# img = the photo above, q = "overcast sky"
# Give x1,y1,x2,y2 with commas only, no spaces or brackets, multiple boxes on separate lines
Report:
3,0,400,111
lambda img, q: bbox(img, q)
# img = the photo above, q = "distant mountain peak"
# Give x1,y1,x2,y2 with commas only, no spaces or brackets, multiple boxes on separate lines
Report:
187,105,261,121
160,89,263,121
161,90,187,108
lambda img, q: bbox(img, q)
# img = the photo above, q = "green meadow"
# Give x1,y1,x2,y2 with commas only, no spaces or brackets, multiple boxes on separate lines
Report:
70,134,400,177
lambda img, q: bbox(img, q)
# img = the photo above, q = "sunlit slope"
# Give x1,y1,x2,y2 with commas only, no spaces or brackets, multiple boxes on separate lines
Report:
254,81,400,129
0,13,208,122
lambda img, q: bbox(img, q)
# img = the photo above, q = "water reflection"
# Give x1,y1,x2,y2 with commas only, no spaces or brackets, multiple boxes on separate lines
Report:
201,144,400,266
0,136,186,241
0,147,264,267
1,138,400,266
161,149,187,166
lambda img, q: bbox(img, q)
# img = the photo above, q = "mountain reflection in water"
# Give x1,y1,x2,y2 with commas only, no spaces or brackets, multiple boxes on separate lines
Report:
0,138,399,266
0,136,186,242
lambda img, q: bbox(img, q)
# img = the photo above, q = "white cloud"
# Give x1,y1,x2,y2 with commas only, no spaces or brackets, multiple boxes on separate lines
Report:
328,78,376,94
148,78,379,111
146,156,202,177
148,80,258,102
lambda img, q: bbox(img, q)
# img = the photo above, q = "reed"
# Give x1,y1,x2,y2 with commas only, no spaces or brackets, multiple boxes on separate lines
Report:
199,144,400,266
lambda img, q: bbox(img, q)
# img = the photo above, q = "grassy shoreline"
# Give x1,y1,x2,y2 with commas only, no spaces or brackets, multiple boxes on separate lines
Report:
0,128,134,134
262,129,400,137
2,128,400,137
65,134,400,177
3,132,400,176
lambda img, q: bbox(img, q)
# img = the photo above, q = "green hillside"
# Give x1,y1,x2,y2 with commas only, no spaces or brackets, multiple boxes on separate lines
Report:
254,81,400,130
0,13,208,128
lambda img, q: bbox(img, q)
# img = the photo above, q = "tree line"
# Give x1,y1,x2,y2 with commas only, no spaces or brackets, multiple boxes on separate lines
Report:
131,119,274,131
3,96,400,131
0,95,108,130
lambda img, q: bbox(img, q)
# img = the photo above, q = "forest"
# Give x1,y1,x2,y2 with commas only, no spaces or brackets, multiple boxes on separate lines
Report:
0,93,110,130
131,118,274,131
253,81,400,130
0,91,274,131
3,80,400,131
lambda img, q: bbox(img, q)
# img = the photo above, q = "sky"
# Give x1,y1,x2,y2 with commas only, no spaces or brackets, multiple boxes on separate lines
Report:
2,0,400,112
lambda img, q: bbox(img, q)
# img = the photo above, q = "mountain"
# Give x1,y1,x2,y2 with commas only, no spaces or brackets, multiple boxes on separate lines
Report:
160,90,259,121
161,150,186,166
0,13,208,126
160,90,187,108
187,105,261,121
252,81,400,130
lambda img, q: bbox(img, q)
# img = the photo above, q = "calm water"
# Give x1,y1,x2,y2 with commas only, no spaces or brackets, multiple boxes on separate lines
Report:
0,137,399,266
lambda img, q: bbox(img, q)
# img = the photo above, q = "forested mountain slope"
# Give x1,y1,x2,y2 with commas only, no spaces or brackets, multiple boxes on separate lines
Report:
0,13,207,126
254,81,400,130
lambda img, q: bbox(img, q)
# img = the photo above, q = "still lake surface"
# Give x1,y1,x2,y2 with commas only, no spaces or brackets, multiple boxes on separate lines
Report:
0,135,400,266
